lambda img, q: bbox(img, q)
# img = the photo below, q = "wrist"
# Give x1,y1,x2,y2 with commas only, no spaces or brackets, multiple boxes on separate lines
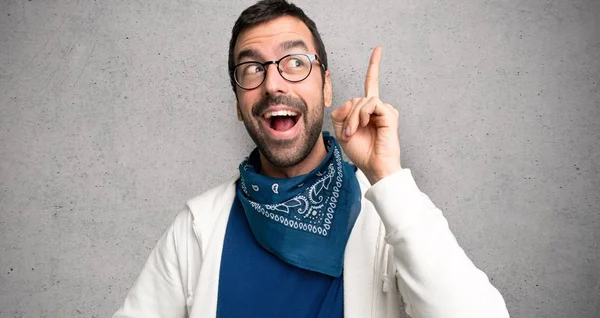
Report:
364,165,402,185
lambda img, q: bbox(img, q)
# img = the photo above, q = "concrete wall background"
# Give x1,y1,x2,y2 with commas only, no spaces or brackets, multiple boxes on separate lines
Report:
1,0,598,317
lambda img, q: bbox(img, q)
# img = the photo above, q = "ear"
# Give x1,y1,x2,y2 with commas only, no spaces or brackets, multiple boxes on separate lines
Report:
236,103,243,121
323,70,333,108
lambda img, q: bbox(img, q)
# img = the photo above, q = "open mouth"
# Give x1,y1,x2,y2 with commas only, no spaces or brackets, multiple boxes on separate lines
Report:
263,110,300,132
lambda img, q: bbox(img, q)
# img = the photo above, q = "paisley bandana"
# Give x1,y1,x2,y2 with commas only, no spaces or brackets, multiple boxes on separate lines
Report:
237,133,362,277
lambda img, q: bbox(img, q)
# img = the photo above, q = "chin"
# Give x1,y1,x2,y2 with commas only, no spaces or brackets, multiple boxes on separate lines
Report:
260,138,311,168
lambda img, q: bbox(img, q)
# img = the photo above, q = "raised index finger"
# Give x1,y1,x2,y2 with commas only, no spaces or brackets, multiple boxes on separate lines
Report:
364,46,382,98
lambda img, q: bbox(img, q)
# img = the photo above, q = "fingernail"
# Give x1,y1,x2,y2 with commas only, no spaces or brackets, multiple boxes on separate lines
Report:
344,126,351,138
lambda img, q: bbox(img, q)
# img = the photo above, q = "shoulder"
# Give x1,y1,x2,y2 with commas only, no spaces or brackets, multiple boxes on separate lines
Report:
185,172,239,228
187,173,238,210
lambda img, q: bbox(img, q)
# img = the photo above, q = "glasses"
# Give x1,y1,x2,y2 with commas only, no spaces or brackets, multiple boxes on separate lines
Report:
233,53,323,90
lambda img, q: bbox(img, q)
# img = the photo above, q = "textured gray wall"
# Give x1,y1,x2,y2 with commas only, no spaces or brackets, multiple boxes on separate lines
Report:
1,0,598,317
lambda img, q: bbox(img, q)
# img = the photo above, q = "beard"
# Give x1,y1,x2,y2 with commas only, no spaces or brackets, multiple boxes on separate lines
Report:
241,94,324,168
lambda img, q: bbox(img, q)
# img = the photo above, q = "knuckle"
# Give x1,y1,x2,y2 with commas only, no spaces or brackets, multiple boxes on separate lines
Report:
385,103,399,115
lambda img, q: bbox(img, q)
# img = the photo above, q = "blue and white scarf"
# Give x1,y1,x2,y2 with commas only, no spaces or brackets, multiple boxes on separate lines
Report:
237,133,362,277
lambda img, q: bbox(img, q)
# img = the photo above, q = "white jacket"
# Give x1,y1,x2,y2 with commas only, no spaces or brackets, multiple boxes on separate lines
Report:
113,169,509,318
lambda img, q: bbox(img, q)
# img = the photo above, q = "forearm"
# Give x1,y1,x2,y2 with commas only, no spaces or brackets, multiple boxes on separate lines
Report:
365,169,509,318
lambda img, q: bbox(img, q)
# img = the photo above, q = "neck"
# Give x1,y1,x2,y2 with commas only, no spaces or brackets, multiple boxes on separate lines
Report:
259,135,327,179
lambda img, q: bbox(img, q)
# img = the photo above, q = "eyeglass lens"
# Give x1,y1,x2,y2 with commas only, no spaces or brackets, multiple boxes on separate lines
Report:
235,54,313,89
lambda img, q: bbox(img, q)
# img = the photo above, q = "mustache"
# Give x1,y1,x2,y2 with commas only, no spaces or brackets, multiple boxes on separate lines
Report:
252,95,307,117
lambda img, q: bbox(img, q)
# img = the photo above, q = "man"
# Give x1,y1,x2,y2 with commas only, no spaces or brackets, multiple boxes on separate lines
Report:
114,0,510,317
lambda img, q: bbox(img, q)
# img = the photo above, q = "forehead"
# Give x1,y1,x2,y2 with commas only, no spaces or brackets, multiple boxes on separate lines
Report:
234,16,316,60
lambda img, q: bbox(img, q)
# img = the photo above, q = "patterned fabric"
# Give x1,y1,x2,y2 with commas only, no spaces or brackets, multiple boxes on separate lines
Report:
237,133,362,277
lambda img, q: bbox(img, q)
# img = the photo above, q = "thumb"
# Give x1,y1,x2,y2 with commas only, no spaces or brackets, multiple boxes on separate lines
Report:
330,100,352,140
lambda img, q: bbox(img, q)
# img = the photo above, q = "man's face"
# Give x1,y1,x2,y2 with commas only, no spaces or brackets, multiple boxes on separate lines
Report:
233,16,332,168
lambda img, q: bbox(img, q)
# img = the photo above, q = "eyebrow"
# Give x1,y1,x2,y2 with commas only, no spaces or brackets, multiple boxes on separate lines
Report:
279,40,309,53
236,40,310,62
236,48,261,62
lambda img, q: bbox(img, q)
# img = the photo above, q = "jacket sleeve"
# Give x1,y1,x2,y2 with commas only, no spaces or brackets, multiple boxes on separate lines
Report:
364,169,510,318
112,210,193,318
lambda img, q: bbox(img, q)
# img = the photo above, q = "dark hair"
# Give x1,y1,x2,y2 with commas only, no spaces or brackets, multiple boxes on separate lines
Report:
228,0,328,94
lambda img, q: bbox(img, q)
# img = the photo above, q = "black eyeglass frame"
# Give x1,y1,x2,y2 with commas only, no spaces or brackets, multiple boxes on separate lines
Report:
232,53,325,90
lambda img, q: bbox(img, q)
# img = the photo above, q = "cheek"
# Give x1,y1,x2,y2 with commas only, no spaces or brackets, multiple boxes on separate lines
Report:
301,83,325,107
297,75,324,100
237,93,258,114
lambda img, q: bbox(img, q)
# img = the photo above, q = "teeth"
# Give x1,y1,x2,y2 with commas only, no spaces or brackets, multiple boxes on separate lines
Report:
263,110,298,119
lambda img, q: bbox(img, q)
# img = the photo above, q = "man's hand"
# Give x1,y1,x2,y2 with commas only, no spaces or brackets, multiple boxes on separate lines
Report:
331,46,402,185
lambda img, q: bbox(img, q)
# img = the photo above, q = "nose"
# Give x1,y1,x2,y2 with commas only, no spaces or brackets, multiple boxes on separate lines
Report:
262,63,288,96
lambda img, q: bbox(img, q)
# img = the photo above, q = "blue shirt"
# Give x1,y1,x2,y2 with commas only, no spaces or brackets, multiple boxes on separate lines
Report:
216,190,344,318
